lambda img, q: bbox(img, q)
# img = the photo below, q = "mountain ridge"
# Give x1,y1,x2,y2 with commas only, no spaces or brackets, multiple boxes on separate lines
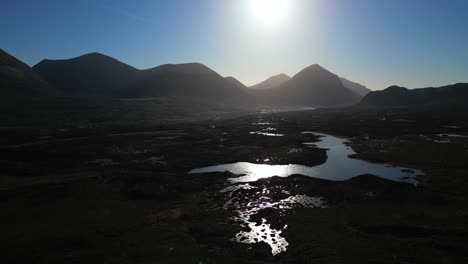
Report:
340,77,371,96
360,83,468,108
120,63,251,102
225,76,247,90
33,52,139,97
250,73,291,90
11,50,463,109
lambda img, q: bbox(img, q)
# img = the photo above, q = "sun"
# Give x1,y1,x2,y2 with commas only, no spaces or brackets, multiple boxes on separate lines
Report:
249,0,290,26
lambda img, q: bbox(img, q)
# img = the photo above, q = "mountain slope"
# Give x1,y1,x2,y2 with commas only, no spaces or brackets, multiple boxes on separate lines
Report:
225,76,247,90
258,64,362,107
33,53,139,96
340,77,371,96
250,73,290,90
121,63,251,102
1,49,55,98
360,83,468,108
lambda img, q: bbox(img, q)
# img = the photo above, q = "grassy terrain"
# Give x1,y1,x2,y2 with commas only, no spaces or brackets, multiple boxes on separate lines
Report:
1,107,468,263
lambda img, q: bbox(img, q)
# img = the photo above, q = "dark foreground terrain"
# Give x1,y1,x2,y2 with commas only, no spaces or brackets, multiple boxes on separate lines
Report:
1,108,468,263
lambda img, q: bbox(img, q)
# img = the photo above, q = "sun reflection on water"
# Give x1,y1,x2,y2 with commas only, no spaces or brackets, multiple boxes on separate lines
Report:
222,183,327,255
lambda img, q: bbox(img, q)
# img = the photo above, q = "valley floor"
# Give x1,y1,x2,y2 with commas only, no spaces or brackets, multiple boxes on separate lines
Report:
1,108,468,263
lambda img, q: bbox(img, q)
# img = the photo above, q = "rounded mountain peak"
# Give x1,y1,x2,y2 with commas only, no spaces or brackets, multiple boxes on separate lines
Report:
385,85,409,92
33,52,136,72
77,52,110,59
151,62,217,75
276,73,290,78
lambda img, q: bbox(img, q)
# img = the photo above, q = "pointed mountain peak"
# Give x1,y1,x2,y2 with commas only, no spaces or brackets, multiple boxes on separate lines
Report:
294,64,338,80
310,63,324,69
301,64,330,73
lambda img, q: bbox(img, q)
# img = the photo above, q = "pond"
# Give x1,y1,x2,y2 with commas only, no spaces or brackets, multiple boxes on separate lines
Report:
190,133,423,185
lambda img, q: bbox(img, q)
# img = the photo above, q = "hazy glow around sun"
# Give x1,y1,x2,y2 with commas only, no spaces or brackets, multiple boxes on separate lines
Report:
249,0,290,26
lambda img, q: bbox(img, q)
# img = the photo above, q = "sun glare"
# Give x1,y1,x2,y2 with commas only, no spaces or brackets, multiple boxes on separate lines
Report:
249,0,290,26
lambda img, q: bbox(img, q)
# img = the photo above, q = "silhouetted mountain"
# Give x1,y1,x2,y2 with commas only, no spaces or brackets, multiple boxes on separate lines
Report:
1,49,56,98
33,53,250,103
33,53,139,96
360,83,468,108
30,52,364,107
121,63,251,102
250,73,290,90
257,64,362,107
225,76,247,90
340,77,371,96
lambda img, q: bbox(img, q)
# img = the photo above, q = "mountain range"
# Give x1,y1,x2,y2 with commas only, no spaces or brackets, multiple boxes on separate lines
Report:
250,64,363,107
33,53,251,103
122,63,250,101
28,51,368,107
11,49,466,109
248,74,371,97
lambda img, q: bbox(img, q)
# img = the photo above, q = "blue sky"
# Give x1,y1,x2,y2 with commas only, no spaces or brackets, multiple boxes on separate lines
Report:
2,0,467,89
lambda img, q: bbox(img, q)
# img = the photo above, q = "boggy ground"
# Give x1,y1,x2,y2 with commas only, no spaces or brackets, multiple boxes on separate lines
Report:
1,108,468,263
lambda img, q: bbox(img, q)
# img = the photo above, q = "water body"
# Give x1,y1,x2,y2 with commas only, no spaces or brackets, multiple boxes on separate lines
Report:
433,139,453,144
220,184,327,256
249,131,285,137
434,134,468,138
432,134,468,143
190,133,423,185
189,132,424,255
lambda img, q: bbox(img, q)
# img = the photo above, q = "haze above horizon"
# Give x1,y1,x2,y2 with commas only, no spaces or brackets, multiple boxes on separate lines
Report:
2,0,468,90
